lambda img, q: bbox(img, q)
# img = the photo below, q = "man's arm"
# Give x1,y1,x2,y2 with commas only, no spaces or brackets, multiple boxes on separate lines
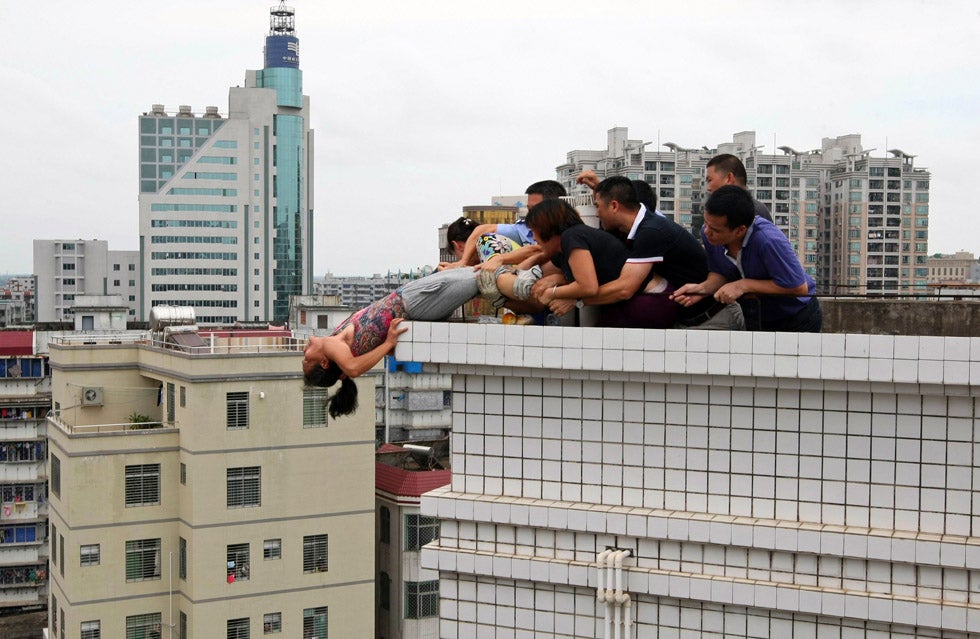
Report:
582,262,653,305
671,272,729,307
475,244,543,272
453,223,499,267
712,278,808,305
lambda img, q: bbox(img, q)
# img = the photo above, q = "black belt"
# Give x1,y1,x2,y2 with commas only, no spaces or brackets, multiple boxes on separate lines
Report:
677,302,727,327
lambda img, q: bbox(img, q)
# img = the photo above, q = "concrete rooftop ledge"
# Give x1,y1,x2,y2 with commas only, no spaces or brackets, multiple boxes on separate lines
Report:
394,323,980,388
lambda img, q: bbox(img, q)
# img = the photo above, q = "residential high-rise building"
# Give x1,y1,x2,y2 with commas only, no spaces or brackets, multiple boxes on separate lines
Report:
375,441,450,639
927,251,977,284
557,127,931,295
33,240,140,323
0,331,49,612
139,2,314,324
45,324,374,638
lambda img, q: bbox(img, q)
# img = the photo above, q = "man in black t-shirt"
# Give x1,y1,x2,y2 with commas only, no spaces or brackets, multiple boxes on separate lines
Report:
578,175,744,329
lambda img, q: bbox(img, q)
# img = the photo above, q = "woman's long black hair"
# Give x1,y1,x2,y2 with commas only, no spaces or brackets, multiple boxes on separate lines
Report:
305,361,359,418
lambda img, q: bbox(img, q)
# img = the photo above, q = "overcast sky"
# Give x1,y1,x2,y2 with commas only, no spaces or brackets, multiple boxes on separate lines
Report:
1,1,978,277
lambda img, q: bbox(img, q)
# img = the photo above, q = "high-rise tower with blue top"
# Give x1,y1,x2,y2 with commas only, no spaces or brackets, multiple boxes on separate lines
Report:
139,2,314,324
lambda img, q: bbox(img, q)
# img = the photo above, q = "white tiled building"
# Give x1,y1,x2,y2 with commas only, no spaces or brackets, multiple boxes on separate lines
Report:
397,323,980,638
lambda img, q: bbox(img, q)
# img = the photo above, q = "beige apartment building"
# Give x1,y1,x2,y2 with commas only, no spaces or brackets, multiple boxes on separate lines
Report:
45,330,374,638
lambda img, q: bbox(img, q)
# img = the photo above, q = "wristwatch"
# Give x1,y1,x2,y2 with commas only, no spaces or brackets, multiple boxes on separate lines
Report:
575,299,585,309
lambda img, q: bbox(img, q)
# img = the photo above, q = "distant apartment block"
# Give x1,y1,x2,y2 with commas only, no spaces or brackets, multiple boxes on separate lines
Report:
314,273,401,309
33,240,139,323
0,331,50,611
46,322,374,638
0,277,35,326
138,4,314,324
558,127,931,295
928,251,978,284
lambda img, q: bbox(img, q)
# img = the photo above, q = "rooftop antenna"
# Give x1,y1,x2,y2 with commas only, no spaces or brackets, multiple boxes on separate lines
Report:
270,1,295,36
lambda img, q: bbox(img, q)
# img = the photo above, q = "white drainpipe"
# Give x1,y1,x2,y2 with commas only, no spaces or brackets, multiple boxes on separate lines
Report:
597,549,612,639
623,596,633,639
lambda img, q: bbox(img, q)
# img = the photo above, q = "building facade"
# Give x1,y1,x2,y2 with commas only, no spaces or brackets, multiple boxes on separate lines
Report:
928,251,978,284
557,128,931,295
0,331,50,611
139,3,314,324
396,322,980,638
376,442,451,639
45,327,374,638
314,274,401,309
33,241,139,323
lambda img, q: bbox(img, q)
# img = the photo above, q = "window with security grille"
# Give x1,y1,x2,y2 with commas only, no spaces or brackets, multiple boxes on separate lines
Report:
263,538,281,560
302,607,327,639
227,543,250,581
226,391,249,429
303,388,328,427
302,534,328,573
80,620,100,639
404,514,439,551
51,454,61,498
180,463,186,485
80,544,100,566
51,595,57,636
126,613,161,639
404,580,439,618
125,538,161,581
179,537,187,579
379,506,390,545
227,466,261,508
263,612,281,634
227,617,249,639
125,464,160,507
166,383,175,423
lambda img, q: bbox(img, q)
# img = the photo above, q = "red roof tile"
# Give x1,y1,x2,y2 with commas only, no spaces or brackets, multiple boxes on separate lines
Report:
375,462,451,498
0,331,33,356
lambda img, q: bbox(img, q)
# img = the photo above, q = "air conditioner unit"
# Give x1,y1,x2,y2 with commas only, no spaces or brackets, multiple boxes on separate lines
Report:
81,387,104,407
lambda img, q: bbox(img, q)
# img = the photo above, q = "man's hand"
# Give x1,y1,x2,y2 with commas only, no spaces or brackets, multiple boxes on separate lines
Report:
713,280,747,305
577,170,600,190
670,283,707,307
437,261,462,272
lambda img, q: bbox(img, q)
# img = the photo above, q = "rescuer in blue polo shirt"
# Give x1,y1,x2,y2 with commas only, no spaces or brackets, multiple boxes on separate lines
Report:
671,185,822,332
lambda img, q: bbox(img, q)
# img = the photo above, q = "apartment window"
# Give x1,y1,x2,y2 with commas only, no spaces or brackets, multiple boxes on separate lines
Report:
303,388,328,427
60,535,65,576
129,263,136,271
227,543,250,582
226,392,249,429
405,580,439,618
113,279,121,287
80,620,101,639
404,514,439,551
179,386,186,407
51,523,57,565
228,618,250,639
379,572,391,610
180,463,186,485
180,613,187,639
302,607,327,639
80,543,100,566
263,613,281,634
380,506,391,544
51,595,57,636
179,537,187,579
62,263,75,271
125,464,160,507
263,538,281,560
126,613,161,639
125,538,161,581
166,383,175,423
227,466,261,508
51,454,61,498
303,534,328,573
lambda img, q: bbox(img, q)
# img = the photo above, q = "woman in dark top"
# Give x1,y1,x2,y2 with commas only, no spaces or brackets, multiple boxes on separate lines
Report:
516,199,628,317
